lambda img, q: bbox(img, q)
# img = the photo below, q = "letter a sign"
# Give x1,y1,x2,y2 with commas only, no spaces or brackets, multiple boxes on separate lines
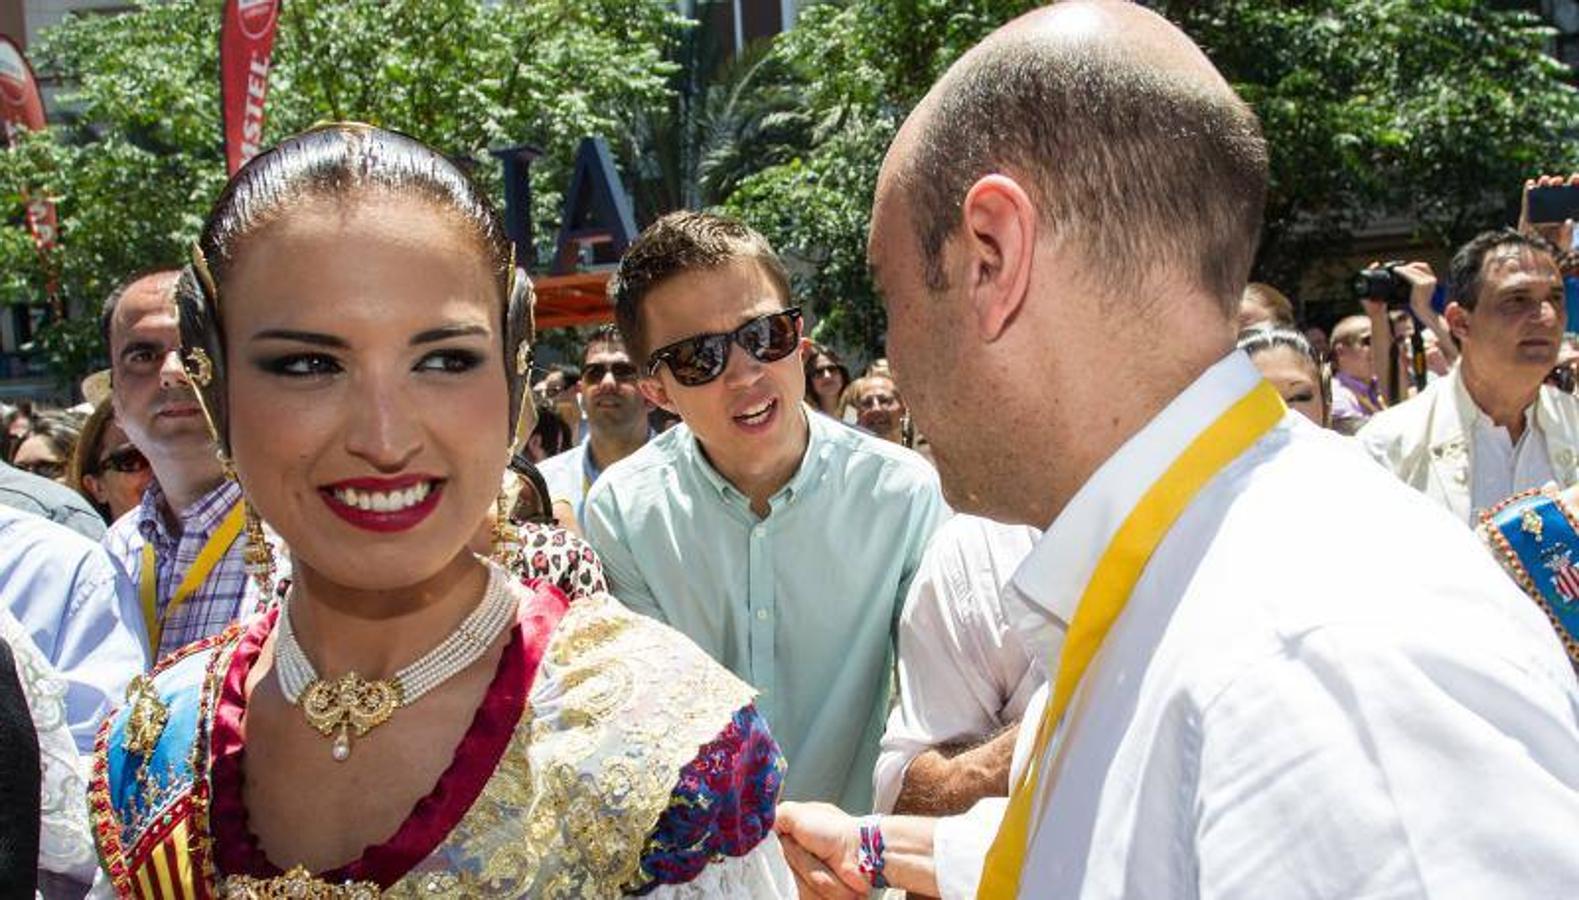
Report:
220,0,281,175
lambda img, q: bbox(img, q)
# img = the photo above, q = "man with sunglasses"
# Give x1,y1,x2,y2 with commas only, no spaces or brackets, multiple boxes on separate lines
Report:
537,326,652,529
1328,313,1384,435
584,211,946,813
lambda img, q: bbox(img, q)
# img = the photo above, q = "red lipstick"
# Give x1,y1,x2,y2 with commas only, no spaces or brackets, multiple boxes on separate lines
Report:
319,474,444,533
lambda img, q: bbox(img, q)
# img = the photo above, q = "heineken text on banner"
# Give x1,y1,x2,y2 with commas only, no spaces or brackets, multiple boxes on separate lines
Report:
0,35,60,311
220,0,282,175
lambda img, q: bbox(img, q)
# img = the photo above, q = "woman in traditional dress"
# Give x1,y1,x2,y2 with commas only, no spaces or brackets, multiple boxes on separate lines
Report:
89,124,793,898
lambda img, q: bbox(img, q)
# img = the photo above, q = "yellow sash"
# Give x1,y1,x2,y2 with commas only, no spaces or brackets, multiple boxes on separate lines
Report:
139,503,245,653
978,381,1285,897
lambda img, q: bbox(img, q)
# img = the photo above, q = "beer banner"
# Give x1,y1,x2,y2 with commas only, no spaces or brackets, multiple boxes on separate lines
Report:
0,35,60,310
220,0,282,175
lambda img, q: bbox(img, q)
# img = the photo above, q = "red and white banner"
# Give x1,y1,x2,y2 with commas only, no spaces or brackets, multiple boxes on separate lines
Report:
220,0,282,175
0,34,60,310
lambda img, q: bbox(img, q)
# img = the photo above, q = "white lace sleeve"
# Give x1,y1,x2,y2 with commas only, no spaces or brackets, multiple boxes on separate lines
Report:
1,611,96,883
643,832,796,900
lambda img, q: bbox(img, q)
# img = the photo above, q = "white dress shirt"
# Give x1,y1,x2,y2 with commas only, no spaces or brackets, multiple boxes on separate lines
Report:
873,514,1043,815
0,506,146,754
1003,352,1579,899
1470,406,1556,516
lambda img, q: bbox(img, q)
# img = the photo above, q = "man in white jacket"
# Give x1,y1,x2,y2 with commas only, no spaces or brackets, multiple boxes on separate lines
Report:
1360,229,1579,524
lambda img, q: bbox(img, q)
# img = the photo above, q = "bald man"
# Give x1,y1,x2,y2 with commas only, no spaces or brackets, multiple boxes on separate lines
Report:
773,3,1579,898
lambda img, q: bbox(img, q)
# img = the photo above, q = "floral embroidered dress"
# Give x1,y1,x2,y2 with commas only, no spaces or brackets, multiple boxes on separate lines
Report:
88,530,793,898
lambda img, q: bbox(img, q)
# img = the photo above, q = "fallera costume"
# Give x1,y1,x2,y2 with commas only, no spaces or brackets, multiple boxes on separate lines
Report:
89,527,793,898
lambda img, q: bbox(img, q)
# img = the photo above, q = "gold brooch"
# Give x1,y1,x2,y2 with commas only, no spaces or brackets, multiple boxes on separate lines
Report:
1523,507,1545,542
301,674,402,762
222,866,379,899
185,347,214,387
122,674,169,756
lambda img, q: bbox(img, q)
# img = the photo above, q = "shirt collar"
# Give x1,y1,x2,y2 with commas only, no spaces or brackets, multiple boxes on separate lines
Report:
136,477,242,544
1006,351,1265,639
686,406,826,511
1334,370,1378,399
1454,363,1545,439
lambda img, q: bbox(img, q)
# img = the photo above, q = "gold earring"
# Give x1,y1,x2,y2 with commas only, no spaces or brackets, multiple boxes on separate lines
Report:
491,488,518,564
242,498,276,599
220,453,276,599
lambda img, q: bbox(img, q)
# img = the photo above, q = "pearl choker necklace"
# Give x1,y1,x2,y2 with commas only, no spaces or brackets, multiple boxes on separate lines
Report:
274,561,517,761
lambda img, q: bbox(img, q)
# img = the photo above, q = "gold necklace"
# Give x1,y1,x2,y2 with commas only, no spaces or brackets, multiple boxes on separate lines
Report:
274,561,516,761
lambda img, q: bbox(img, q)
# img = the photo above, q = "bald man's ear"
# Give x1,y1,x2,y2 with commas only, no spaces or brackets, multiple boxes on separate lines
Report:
960,174,1036,342
638,376,679,415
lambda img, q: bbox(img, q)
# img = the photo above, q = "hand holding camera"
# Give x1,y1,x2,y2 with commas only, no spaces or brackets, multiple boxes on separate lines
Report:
1352,260,1435,312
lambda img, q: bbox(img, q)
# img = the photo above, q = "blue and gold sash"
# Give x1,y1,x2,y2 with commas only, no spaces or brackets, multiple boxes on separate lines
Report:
91,627,239,899
1481,488,1579,667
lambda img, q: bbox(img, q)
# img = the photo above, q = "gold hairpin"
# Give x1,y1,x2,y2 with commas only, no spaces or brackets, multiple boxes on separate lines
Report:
186,348,214,387
190,243,220,305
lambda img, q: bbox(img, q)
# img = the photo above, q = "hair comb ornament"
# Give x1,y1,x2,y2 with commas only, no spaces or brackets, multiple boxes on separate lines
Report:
186,348,214,388
191,242,221,306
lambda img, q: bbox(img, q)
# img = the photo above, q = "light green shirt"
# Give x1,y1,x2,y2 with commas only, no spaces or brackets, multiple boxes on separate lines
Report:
584,409,947,811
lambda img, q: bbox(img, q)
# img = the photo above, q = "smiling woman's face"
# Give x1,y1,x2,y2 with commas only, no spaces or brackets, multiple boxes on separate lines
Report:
222,192,508,590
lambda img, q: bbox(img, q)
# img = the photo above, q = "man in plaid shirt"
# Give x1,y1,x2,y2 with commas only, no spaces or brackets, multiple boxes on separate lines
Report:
101,271,271,659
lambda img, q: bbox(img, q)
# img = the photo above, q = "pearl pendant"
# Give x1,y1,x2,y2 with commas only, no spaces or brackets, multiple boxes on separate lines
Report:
332,727,351,762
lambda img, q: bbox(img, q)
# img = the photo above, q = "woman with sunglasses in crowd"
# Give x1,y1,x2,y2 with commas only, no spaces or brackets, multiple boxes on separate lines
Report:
68,400,153,524
802,342,851,419
89,124,792,898
11,410,84,485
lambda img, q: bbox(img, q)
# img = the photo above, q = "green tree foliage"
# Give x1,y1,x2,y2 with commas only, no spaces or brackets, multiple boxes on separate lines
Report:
0,0,682,381
621,26,815,220
726,0,1579,354
1158,0,1579,295
724,0,1037,354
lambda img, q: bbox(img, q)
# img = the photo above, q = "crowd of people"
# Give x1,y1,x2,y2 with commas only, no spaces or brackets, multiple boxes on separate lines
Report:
2,1,1578,898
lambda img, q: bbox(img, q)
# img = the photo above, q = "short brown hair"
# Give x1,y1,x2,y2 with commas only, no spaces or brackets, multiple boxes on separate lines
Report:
903,33,1268,314
610,211,792,366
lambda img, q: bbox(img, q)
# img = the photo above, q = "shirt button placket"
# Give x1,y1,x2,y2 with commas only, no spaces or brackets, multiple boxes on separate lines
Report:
748,522,774,719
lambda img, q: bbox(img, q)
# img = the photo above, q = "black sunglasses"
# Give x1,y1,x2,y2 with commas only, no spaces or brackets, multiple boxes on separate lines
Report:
16,459,64,480
647,308,803,387
582,361,640,384
98,445,150,475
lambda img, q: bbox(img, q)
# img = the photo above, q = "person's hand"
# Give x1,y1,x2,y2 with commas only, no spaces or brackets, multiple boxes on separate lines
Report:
775,802,868,899
1394,261,1438,321
1521,174,1579,249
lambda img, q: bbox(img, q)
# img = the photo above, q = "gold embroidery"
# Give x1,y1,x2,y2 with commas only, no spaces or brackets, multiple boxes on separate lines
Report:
382,591,755,898
1522,507,1545,542
123,674,169,756
222,865,380,899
